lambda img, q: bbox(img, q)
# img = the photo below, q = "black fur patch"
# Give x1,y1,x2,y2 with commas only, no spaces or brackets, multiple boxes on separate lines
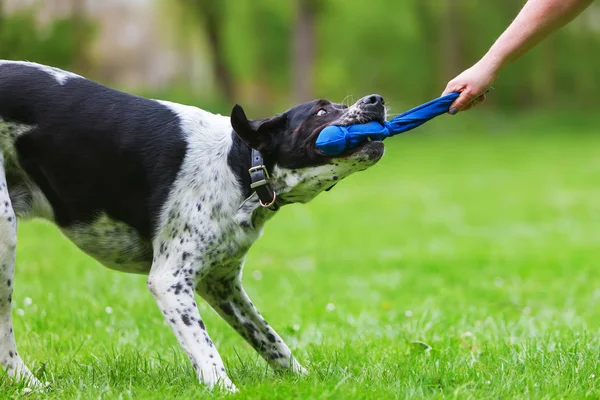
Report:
0,63,187,239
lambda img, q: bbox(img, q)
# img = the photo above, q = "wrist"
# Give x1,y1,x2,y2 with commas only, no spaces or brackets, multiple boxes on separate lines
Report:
478,53,504,77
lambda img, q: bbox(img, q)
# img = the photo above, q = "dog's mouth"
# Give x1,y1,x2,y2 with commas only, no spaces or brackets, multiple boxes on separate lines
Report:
317,110,386,161
343,139,385,161
313,94,387,161
337,108,387,127
336,110,386,161
362,110,386,125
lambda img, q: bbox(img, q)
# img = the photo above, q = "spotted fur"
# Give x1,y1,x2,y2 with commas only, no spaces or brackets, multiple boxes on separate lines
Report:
0,60,385,392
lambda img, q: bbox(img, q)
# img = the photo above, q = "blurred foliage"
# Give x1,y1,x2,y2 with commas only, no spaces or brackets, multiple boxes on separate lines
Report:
3,1,600,116
0,9,95,74
163,0,600,114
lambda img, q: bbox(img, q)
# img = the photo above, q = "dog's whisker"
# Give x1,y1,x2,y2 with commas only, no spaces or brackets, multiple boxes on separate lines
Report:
341,93,354,108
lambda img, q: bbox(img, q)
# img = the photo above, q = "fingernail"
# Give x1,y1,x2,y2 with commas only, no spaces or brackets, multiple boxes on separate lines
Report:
449,108,458,115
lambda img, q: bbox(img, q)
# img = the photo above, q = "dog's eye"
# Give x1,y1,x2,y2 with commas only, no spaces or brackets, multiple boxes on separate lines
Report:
316,109,327,116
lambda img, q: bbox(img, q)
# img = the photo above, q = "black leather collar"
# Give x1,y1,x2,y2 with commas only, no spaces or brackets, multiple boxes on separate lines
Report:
249,149,279,211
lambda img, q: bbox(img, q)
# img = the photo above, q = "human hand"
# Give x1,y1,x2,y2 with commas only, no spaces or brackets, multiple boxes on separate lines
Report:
442,61,498,114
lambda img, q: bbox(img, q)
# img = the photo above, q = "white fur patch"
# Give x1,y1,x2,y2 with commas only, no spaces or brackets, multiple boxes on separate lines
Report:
154,100,246,232
61,213,152,274
273,147,383,204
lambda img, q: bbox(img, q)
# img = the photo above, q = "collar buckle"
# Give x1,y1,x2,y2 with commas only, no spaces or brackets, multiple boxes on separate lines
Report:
248,149,279,211
248,165,270,188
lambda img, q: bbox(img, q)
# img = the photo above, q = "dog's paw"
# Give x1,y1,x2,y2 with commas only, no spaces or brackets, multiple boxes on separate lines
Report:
6,369,44,389
216,380,238,394
225,383,239,394
291,359,308,375
203,375,238,394
298,366,309,375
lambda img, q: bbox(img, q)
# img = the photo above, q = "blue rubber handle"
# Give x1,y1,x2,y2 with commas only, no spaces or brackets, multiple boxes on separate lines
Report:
384,91,459,135
316,92,460,155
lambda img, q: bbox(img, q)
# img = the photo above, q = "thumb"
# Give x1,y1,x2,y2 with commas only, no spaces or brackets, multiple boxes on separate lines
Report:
449,90,478,115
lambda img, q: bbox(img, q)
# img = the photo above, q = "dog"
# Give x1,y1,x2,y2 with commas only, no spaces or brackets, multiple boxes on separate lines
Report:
0,60,386,392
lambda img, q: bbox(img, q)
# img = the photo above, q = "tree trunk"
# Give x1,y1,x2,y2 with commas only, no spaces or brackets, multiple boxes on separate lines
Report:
71,0,89,74
415,0,439,96
573,25,594,107
195,0,235,102
292,0,317,103
439,0,464,83
536,37,556,107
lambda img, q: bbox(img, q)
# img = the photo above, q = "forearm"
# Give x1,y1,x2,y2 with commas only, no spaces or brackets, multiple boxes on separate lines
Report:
481,0,594,73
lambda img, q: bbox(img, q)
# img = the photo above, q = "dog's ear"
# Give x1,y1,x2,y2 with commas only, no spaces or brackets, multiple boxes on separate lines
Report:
231,104,287,153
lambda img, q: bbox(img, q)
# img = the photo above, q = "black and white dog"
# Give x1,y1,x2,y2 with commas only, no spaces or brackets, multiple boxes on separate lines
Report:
0,61,385,392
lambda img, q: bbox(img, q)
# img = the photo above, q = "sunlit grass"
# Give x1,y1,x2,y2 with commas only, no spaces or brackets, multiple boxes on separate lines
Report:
3,115,600,399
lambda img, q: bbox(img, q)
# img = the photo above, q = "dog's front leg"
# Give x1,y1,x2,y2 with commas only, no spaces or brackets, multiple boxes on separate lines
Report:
147,247,236,392
196,263,306,375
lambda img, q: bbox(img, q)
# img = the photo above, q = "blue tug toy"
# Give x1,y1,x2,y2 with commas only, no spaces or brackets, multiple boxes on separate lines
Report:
316,92,460,156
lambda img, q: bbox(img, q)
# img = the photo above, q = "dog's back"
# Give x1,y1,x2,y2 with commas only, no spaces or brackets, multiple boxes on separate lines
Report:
0,61,188,235
0,61,82,124
0,61,200,275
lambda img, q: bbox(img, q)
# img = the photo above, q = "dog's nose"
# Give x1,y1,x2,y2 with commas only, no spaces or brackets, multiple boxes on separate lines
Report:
362,94,385,106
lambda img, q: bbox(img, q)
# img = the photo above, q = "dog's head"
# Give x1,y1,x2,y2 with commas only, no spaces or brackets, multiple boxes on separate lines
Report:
231,94,386,204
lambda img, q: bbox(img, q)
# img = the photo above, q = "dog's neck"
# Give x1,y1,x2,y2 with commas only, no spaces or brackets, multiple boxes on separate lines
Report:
229,131,328,212
229,131,313,225
227,132,277,201
227,131,254,201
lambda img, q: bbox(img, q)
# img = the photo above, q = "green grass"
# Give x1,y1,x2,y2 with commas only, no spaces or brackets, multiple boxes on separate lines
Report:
3,114,600,399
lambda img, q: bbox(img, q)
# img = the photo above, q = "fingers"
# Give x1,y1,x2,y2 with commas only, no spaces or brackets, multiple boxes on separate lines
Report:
441,83,457,97
441,79,464,97
449,89,480,114
461,94,486,112
442,63,497,115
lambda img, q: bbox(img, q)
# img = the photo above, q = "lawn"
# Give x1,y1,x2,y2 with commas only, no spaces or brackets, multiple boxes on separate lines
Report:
3,112,600,399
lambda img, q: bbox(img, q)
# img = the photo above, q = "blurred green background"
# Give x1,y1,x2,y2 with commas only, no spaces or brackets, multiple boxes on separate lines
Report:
2,0,600,117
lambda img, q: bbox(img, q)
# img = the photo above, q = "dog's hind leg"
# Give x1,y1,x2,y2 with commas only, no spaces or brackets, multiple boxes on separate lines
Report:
0,154,39,386
196,262,306,374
